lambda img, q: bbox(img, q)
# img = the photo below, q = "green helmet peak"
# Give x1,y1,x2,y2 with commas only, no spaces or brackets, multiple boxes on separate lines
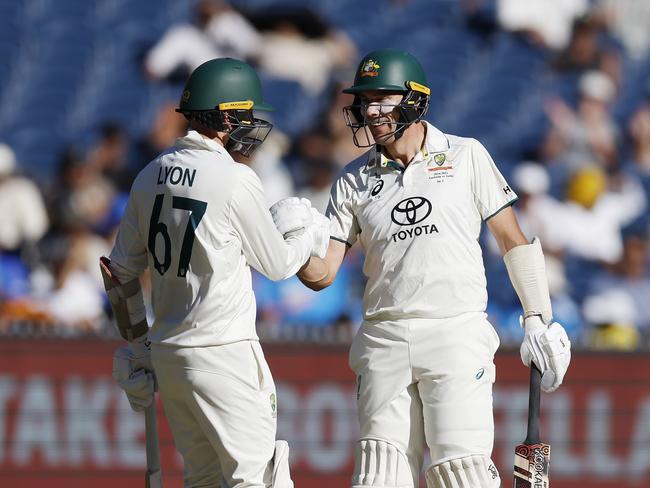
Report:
178,58,273,112
343,49,429,95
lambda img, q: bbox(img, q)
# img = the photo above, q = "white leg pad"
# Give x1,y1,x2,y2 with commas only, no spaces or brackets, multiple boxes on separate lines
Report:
264,440,294,488
352,439,413,488
425,455,500,488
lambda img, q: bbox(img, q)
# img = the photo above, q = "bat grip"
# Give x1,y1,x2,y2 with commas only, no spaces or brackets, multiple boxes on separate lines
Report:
525,363,542,445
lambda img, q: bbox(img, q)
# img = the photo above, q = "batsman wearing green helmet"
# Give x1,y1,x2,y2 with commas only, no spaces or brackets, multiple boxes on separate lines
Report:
271,49,572,488
103,58,329,488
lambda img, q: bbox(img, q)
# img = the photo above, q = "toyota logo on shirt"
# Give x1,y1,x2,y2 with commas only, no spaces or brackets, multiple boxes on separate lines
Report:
391,197,432,225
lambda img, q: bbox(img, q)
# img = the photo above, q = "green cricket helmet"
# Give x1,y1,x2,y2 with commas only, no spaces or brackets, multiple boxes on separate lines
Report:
342,49,430,147
176,58,274,156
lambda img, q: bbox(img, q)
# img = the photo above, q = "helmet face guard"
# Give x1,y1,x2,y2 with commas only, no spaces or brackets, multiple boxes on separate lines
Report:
179,100,273,157
342,82,430,148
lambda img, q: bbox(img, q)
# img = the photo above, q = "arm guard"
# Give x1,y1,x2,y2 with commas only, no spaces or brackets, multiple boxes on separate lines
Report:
503,237,553,325
100,256,149,341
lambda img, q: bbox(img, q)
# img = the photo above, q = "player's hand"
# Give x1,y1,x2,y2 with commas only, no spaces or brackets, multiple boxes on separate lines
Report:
520,315,571,393
307,207,330,258
270,197,313,238
113,344,155,412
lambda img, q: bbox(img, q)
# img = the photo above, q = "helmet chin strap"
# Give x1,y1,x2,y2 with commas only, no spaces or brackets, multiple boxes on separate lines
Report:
391,122,409,141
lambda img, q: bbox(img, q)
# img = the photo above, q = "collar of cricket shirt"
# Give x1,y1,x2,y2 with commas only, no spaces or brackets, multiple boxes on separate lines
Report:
175,130,228,156
421,122,451,166
377,148,406,172
367,122,451,172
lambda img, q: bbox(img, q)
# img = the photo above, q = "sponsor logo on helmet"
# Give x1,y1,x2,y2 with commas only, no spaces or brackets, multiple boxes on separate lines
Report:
182,90,191,102
391,197,432,226
360,59,380,77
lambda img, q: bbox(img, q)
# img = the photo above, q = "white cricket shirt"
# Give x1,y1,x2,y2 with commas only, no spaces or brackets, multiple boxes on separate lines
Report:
110,130,313,347
327,122,518,321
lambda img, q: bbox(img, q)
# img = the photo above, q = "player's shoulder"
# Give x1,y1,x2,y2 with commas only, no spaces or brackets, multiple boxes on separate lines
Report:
337,149,376,187
444,132,483,151
439,131,492,164
129,146,174,190
229,160,262,189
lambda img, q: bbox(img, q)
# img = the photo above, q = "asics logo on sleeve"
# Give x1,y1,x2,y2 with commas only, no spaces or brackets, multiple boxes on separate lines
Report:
391,197,432,225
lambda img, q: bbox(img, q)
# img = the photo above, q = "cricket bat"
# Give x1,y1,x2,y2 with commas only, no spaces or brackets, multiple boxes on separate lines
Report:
144,401,162,488
100,257,163,487
513,364,550,487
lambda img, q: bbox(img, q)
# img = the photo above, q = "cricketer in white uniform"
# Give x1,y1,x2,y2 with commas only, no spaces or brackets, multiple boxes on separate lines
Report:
271,49,571,488
105,59,328,488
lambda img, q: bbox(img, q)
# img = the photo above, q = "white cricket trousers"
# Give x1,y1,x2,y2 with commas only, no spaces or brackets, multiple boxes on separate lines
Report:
152,340,277,488
349,311,500,487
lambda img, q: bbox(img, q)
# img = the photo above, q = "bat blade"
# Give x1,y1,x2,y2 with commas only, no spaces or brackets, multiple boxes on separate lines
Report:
513,442,550,487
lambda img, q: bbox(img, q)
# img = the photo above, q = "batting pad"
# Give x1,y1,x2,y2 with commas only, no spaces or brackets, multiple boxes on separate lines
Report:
425,455,500,488
352,439,413,488
264,440,294,488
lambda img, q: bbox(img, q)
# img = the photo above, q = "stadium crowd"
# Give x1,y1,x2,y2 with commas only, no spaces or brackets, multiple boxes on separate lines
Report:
0,0,649,349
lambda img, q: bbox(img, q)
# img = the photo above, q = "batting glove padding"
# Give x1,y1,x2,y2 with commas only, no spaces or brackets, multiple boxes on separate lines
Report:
113,345,156,412
307,207,330,258
520,315,571,392
270,197,313,238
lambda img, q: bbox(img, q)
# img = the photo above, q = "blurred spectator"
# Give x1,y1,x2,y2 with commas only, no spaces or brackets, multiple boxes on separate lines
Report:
47,149,116,236
493,162,646,264
135,102,189,169
86,123,133,192
297,159,337,213
497,0,589,50
504,163,568,288
294,82,367,182
250,8,357,94
562,167,646,263
234,130,295,206
597,0,650,61
144,0,261,81
553,14,622,84
625,100,650,212
582,232,650,347
543,70,619,170
0,143,49,253
253,248,363,338
507,162,565,252
31,235,106,332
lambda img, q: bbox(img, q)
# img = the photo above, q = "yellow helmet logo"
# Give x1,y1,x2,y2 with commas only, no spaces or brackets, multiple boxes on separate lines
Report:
181,90,191,102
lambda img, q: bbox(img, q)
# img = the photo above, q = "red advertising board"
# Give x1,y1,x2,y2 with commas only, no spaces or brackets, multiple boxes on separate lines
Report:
0,339,648,488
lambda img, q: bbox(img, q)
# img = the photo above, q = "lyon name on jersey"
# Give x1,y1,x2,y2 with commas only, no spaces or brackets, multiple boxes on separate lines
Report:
109,130,312,347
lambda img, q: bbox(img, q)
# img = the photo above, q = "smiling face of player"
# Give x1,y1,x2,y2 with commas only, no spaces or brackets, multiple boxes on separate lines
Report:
358,91,405,146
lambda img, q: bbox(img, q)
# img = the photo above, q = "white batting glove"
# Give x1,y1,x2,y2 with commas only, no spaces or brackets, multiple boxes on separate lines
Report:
113,343,155,412
270,197,313,238
307,207,330,258
520,315,571,392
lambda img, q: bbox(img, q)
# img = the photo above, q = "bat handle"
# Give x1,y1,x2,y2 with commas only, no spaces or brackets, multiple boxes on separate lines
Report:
525,363,542,445
145,400,163,487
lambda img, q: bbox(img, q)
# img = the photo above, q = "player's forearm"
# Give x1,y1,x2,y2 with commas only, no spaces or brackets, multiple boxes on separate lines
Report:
297,256,332,291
